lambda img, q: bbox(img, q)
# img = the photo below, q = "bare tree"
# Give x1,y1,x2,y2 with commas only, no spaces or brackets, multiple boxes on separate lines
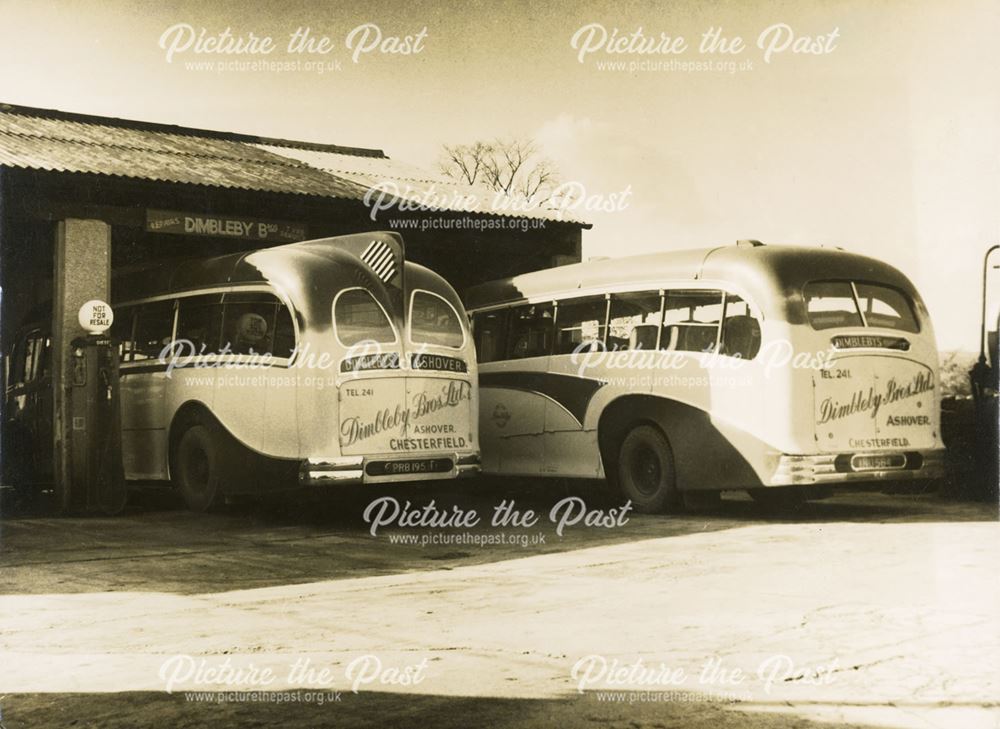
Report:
439,137,559,205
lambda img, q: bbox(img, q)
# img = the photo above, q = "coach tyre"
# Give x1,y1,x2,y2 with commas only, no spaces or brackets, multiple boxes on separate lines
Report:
174,421,228,511
617,424,677,513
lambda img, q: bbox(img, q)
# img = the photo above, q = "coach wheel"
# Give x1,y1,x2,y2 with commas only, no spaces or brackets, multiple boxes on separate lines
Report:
617,424,678,513
174,423,224,512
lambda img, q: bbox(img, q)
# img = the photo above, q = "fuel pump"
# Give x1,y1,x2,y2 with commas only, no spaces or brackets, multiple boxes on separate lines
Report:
67,299,126,514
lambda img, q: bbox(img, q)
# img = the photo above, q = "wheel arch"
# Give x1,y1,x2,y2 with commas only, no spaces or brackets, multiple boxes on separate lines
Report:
597,394,761,491
597,396,673,482
167,401,297,491
167,400,217,480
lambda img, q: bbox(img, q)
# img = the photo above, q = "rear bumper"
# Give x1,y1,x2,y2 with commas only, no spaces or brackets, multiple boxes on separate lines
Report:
299,452,481,486
769,448,945,486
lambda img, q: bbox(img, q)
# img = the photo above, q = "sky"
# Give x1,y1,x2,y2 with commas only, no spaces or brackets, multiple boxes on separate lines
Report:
0,0,997,350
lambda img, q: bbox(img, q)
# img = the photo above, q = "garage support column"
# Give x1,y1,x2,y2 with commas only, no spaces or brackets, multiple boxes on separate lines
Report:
53,218,111,512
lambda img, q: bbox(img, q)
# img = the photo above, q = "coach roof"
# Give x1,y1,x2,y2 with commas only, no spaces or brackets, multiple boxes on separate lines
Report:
464,244,920,314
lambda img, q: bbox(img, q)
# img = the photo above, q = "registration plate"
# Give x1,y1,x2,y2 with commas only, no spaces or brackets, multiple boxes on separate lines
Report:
850,454,906,472
365,458,454,477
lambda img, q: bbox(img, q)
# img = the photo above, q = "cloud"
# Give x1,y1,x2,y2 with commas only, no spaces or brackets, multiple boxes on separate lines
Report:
534,114,710,256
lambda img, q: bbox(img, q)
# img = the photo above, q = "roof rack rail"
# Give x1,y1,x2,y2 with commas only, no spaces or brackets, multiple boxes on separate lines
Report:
736,239,764,247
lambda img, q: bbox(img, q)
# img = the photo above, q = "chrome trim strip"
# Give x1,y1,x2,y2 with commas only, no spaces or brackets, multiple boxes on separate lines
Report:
771,449,945,485
299,453,481,485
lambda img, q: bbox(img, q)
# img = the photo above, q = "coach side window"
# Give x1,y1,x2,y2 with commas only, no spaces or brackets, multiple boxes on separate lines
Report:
473,309,509,363
661,290,724,353
132,300,177,362
12,330,48,385
19,335,36,385
554,296,607,355
608,291,663,351
720,295,762,359
9,337,26,387
176,295,224,355
25,333,43,383
506,303,554,359
5,338,20,388
223,292,296,358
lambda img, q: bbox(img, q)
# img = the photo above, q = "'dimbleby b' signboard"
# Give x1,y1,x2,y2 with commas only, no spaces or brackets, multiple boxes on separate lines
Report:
145,209,307,244
78,299,113,335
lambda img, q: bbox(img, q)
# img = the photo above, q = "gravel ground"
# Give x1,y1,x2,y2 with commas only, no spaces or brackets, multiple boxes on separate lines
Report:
1,481,997,728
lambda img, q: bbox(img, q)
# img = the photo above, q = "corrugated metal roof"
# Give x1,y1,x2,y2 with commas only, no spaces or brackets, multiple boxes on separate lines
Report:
257,145,455,185
0,109,368,199
0,104,589,226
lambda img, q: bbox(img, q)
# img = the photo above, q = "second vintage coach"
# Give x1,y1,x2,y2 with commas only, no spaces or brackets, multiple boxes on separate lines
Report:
466,241,944,511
